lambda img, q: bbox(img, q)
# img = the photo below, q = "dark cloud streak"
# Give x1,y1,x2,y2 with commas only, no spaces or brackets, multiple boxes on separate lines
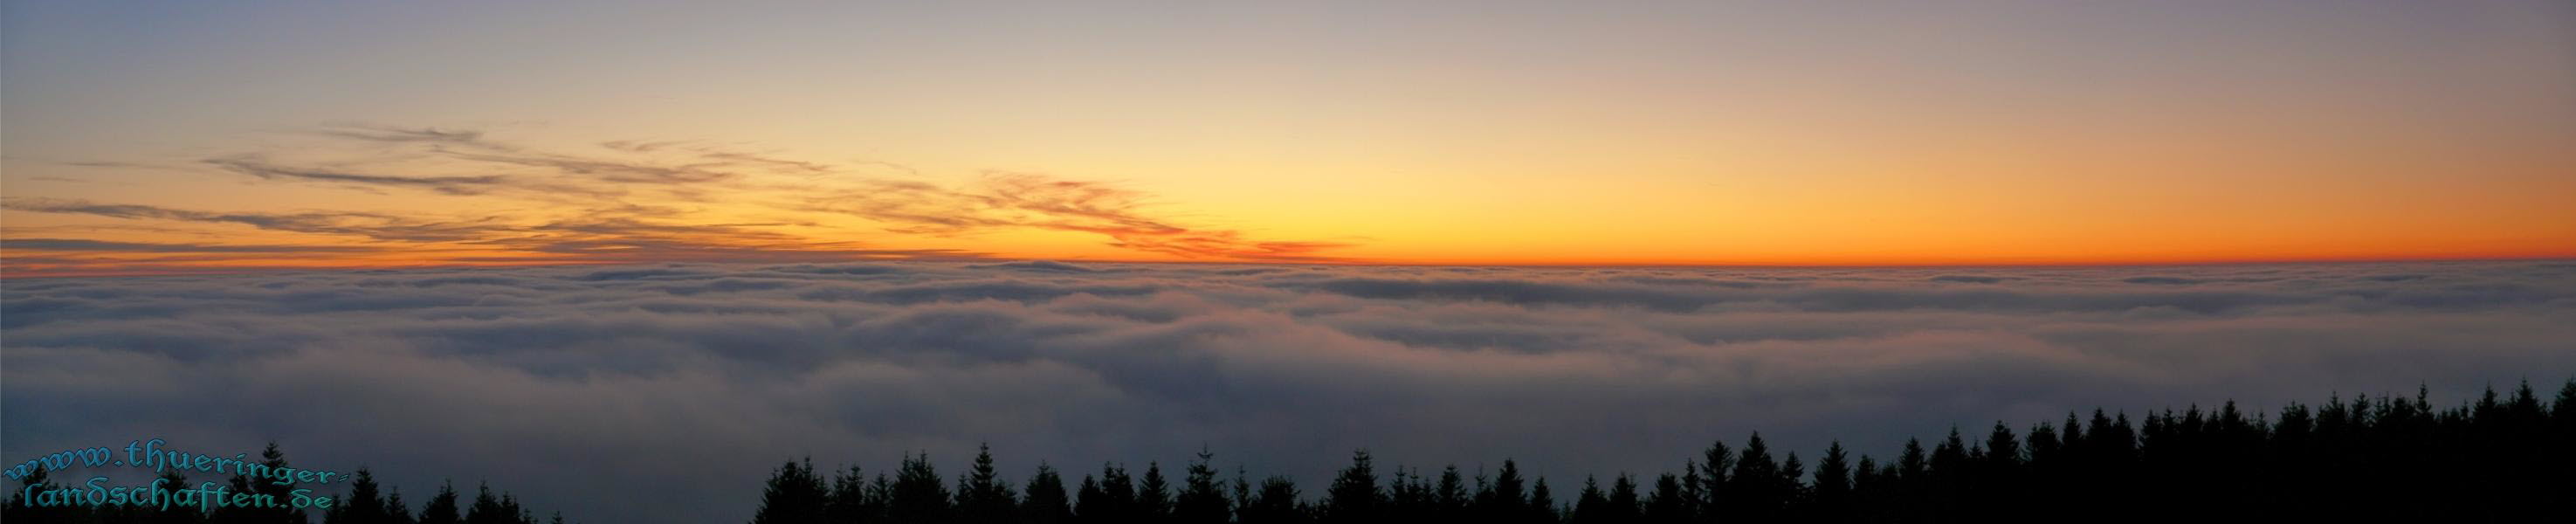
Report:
0,238,383,253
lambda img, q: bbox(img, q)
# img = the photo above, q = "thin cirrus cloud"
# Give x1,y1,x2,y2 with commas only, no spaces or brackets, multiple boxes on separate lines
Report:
0,198,513,243
0,238,385,253
804,174,1357,262
0,125,1356,275
2,260,2569,523
203,155,513,196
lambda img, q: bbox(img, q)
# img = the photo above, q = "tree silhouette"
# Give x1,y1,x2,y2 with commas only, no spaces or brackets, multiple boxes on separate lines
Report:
825,465,880,524
1808,442,1852,522
463,483,507,524
1135,463,1172,524
1525,477,1557,524
744,378,2576,523
887,452,953,524
386,488,417,524
1433,465,1468,518
1019,464,1072,524
419,481,462,524
1691,440,1731,518
1641,472,1688,524
327,469,391,524
750,459,827,524
1173,451,1230,524
1236,477,1305,524
1319,451,1381,522
955,445,1019,524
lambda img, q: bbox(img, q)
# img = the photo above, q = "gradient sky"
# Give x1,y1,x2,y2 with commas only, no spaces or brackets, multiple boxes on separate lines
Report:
4,1,2573,275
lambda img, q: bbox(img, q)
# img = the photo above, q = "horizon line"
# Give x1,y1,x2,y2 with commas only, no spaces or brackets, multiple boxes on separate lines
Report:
3,254,2570,279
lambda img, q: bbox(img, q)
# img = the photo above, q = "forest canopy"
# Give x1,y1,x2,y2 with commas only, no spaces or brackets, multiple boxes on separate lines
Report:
747,379,2576,523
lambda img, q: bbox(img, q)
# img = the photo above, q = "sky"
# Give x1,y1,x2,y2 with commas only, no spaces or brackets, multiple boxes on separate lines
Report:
5,260,2573,522
4,1,2573,275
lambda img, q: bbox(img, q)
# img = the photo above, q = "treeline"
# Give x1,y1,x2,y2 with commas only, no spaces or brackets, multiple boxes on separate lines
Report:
2,443,563,524
754,380,2576,523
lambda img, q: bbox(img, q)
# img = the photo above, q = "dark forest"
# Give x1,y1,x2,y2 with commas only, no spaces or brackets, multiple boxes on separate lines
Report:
10,380,2570,523
747,380,2575,523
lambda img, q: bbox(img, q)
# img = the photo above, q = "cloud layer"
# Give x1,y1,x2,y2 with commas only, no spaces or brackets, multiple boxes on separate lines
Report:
4,260,2573,522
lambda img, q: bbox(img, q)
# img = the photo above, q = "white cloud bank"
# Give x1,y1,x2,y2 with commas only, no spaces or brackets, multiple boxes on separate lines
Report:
5,260,2573,522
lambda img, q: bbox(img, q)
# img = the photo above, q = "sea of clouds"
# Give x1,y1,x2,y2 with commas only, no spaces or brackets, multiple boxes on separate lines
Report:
4,260,2573,522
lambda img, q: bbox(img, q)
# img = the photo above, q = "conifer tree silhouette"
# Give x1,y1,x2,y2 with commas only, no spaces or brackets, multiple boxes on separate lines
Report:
1237,477,1305,524
329,469,391,524
750,460,827,524
1603,474,1641,524
1319,450,1381,522
955,445,1019,524
1730,432,1787,522
1072,474,1103,523
418,481,462,524
1473,460,1528,522
1691,441,1732,517
386,488,417,524
1173,451,1230,524
887,452,953,524
1020,464,1072,524
1569,476,1603,524
1642,472,1689,524
463,483,506,524
1526,477,1557,524
825,465,878,524
1136,463,1173,523
1433,465,1468,519
1809,442,1853,522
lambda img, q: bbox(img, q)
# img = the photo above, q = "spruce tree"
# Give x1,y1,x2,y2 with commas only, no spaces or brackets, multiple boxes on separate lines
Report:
1604,474,1642,524
1238,477,1304,524
1020,464,1072,524
1810,442,1852,521
1642,472,1690,524
385,488,417,524
1433,465,1469,519
885,453,953,523
1320,450,1383,521
1526,477,1557,524
465,483,508,524
1731,432,1786,521
1074,475,1104,523
1477,460,1528,521
1173,451,1230,524
336,469,390,524
1695,441,1732,515
749,460,827,524
1571,476,1606,524
827,465,878,524
954,445,1018,524
419,482,462,524
1136,463,1173,523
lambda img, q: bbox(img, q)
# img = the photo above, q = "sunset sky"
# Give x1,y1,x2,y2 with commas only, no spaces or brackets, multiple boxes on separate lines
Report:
5,1,2573,275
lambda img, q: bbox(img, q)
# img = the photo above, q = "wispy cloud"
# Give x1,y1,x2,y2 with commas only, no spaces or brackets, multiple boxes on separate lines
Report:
205,155,511,196
1,198,513,243
308,124,487,145
3,124,1355,273
809,173,1353,260
0,238,383,253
